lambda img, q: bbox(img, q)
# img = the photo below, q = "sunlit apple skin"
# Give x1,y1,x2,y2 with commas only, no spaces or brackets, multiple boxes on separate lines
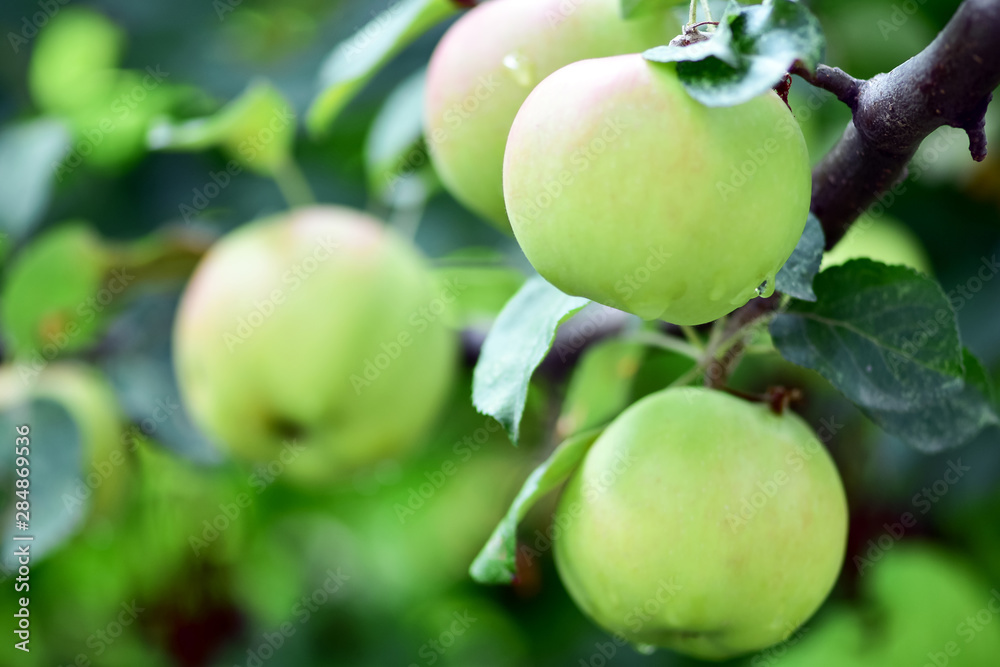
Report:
173,206,455,486
424,0,680,230
821,214,932,274
553,387,847,660
504,55,811,324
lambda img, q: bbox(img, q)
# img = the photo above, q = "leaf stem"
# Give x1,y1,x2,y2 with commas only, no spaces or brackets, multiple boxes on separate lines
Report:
629,330,702,361
273,159,316,209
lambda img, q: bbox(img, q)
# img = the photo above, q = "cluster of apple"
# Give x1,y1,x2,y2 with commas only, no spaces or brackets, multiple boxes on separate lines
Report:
170,0,846,660
423,0,843,660
424,0,810,325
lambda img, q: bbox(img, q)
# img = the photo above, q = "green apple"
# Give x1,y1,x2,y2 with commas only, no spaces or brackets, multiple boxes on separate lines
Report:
424,0,681,230
173,206,456,486
504,55,811,324
821,214,932,274
0,362,127,514
771,545,1000,666
553,387,847,660
28,7,124,116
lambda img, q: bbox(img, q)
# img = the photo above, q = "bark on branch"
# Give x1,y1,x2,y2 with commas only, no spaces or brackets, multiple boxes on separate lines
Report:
804,0,1000,248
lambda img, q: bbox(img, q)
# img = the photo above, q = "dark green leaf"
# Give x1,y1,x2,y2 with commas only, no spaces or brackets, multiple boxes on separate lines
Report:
644,0,824,107
775,212,824,301
307,0,458,135
770,260,994,451
0,399,85,568
0,119,71,241
874,348,998,452
470,427,601,584
472,276,589,444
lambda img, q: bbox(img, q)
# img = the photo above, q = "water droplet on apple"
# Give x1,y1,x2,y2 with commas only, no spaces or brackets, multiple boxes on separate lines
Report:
632,642,657,655
502,51,536,87
755,276,775,298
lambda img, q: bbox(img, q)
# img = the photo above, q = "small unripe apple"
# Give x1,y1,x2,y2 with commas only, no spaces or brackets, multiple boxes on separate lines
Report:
553,387,847,660
821,214,932,274
424,0,681,230
174,206,456,486
504,55,811,324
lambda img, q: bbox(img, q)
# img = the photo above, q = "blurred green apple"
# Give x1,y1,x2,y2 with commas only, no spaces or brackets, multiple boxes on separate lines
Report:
504,56,811,324
28,7,124,116
771,544,1000,667
424,0,681,230
553,387,847,660
174,206,456,486
821,214,932,274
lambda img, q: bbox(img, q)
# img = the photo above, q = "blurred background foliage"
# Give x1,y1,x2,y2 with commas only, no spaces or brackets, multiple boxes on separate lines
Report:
0,0,998,665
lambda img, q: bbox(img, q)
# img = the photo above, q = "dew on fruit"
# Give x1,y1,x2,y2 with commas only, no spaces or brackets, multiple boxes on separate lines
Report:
755,276,776,298
502,51,536,87
632,642,657,656
708,279,726,302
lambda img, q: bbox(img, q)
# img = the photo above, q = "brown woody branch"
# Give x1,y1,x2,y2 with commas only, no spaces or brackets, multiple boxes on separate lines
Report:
803,0,1000,249
705,0,1000,388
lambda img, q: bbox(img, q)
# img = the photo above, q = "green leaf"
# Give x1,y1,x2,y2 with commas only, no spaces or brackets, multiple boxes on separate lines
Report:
472,276,589,444
306,0,458,136
148,81,296,175
558,340,644,438
469,427,601,584
876,348,998,451
0,399,85,568
775,212,824,301
1,223,113,360
365,67,428,198
770,260,995,451
644,0,824,107
0,119,71,241
619,0,689,19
